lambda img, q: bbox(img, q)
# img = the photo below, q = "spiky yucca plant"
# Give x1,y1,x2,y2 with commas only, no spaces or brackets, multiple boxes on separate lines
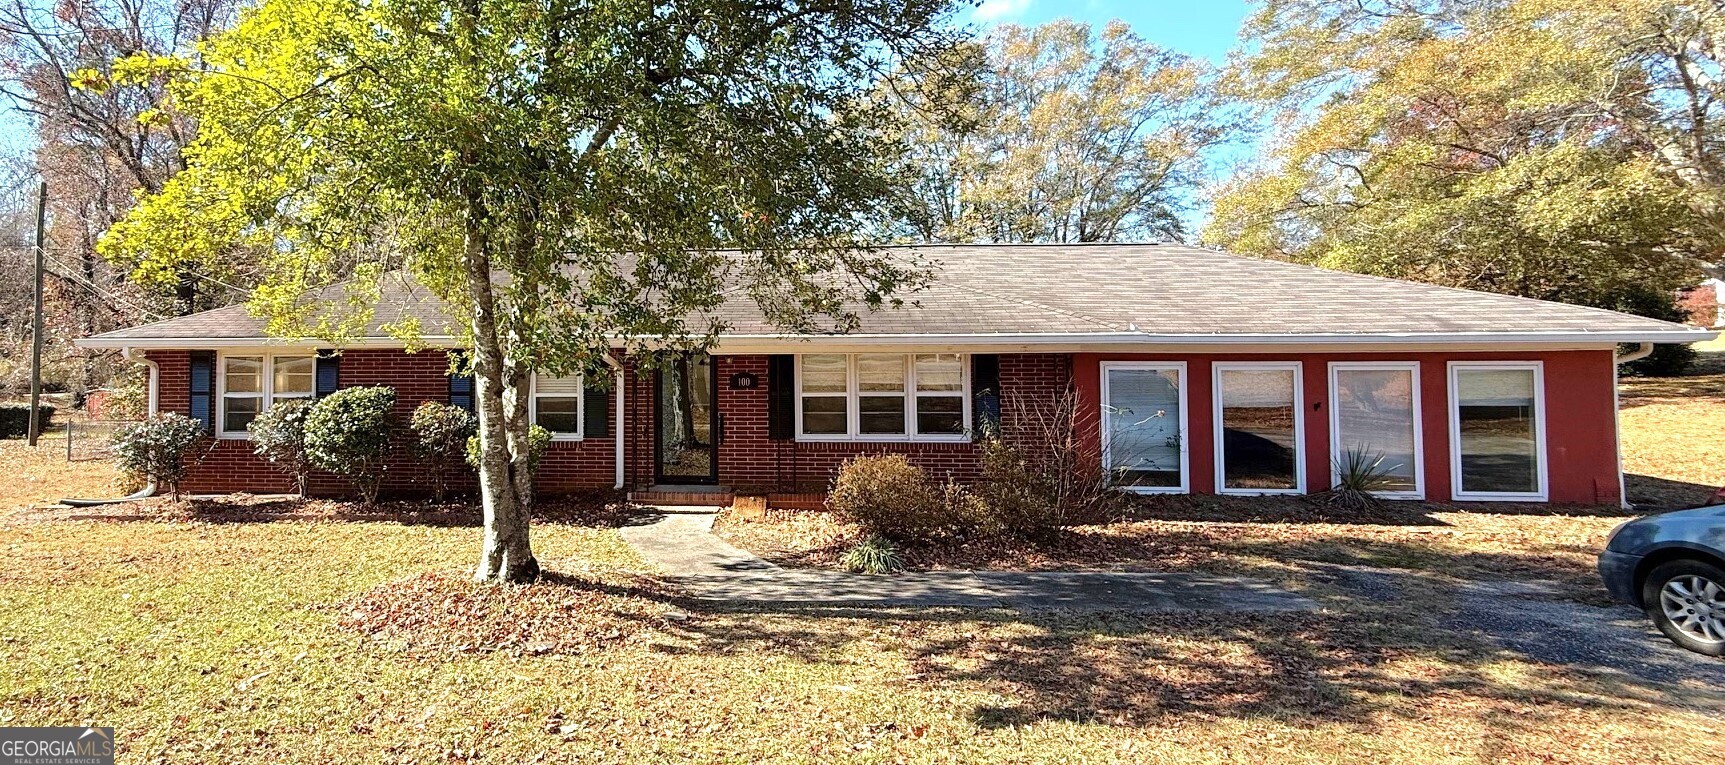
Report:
840,535,906,575
1317,449,1403,513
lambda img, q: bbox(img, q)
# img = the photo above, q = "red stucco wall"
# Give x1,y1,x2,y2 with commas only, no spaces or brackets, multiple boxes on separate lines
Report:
1071,349,1620,505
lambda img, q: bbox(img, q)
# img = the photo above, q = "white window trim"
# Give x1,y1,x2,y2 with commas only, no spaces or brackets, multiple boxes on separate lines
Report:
793,353,971,443
1212,361,1306,496
1100,361,1190,495
528,372,585,442
1447,361,1548,502
1328,362,1425,500
216,351,316,440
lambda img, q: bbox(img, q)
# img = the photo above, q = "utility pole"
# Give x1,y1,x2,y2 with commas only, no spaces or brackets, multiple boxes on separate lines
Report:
27,180,45,447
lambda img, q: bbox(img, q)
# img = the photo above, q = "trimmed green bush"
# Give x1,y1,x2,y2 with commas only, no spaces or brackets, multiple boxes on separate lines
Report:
410,401,477,502
113,412,206,501
0,403,55,439
249,398,316,497
305,386,396,504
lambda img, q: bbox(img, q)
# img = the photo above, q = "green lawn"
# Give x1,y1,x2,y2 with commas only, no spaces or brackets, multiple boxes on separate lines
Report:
2,513,1718,764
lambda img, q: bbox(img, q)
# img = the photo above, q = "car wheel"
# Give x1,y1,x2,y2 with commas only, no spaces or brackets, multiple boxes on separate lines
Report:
1641,559,1725,657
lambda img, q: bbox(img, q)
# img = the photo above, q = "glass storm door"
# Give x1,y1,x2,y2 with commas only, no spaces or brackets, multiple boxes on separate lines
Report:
655,353,718,484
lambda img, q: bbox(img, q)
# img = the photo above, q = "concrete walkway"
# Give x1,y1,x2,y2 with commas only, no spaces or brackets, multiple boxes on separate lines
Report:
618,510,1314,612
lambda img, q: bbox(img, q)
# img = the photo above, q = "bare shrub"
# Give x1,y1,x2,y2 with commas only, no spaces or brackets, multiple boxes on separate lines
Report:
827,454,982,544
976,385,1129,543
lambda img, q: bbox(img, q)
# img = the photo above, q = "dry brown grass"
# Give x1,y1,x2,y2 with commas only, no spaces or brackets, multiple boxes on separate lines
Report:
2,515,1718,763
1620,351,1725,508
0,435,122,515
2,385,1722,761
336,567,676,657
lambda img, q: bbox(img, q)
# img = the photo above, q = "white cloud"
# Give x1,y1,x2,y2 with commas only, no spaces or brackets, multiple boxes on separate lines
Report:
972,0,1033,22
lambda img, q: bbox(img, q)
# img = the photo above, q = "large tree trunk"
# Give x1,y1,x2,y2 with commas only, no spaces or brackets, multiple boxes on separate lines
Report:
463,203,540,584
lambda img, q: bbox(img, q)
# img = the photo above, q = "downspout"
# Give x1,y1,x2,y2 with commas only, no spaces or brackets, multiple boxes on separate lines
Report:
1612,343,1655,510
61,346,158,506
604,354,625,490
1614,342,1655,366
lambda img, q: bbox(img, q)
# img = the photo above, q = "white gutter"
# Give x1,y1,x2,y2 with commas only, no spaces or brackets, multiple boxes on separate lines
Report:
75,328,1721,351
602,354,625,490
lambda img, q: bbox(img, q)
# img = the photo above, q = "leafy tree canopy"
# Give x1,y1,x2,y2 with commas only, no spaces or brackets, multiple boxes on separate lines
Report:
1206,0,1717,308
99,0,965,581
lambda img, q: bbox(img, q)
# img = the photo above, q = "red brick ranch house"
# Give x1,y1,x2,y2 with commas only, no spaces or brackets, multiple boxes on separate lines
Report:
77,244,1717,507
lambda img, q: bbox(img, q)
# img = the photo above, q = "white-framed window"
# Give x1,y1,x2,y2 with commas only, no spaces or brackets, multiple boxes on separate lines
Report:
794,353,970,441
1100,361,1188,493
530,372,584,440
218,353,315,437
1212,362,1304,495
1329,362,1424,499
1447,361,1547,501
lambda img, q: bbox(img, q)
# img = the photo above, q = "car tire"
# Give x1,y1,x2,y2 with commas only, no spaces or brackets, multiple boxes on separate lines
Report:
1641,559,1725,658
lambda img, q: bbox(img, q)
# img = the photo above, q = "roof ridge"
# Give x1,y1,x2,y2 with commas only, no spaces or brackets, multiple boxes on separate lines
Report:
943,280,1126,332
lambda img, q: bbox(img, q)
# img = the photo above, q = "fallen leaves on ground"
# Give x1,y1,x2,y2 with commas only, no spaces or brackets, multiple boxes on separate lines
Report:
336,566,680,657
716,504,1624,600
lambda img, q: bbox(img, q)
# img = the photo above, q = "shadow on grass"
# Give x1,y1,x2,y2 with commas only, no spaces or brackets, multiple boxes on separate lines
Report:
658,576,1714,734
20,490,658,529
1625,474,1717,512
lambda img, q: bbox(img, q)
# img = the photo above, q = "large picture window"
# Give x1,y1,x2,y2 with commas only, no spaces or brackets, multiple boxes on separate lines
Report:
531,373,583,438
1329,363,1422,497
219,354,315,435
1213,363,1303,494
1101,362,1187,492
795,353,969,441
1448,362,1546,500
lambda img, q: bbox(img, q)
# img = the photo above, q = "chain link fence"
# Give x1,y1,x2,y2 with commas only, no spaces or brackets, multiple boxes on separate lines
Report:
63,417,139,462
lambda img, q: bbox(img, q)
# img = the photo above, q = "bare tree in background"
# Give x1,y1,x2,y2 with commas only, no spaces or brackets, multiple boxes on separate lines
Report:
0,0,240,395
890,20,1237,244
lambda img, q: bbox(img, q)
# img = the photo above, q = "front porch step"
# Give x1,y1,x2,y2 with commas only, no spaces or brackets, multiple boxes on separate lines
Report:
629,486,735,507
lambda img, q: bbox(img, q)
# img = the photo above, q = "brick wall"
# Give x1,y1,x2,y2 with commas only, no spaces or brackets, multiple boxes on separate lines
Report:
713,353,1072,493
144,348,618,497
140,346,1623,506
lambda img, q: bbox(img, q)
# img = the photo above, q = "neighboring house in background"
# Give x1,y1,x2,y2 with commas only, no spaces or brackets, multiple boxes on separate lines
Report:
1678,277,1725,328
75,244,1715,507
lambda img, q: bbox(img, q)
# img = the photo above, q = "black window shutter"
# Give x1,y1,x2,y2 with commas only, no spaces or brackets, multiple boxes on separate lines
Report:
314,350,340,398
583,378,610,438
448,351,474,411
767,355,795,441
188,350,215,432
971,354,1001,436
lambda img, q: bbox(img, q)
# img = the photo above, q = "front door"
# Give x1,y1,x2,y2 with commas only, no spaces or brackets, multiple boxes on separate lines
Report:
655,353,718,484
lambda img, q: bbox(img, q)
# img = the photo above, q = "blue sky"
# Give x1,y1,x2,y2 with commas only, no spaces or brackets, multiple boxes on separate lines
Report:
1,0,1254,179
968,0,1251,62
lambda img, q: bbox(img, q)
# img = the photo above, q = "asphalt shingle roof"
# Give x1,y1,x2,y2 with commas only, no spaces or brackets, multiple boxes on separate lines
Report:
83,243,1708,345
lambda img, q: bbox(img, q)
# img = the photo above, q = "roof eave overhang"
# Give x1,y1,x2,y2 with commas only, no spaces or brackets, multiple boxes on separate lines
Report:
76,329,1719,353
